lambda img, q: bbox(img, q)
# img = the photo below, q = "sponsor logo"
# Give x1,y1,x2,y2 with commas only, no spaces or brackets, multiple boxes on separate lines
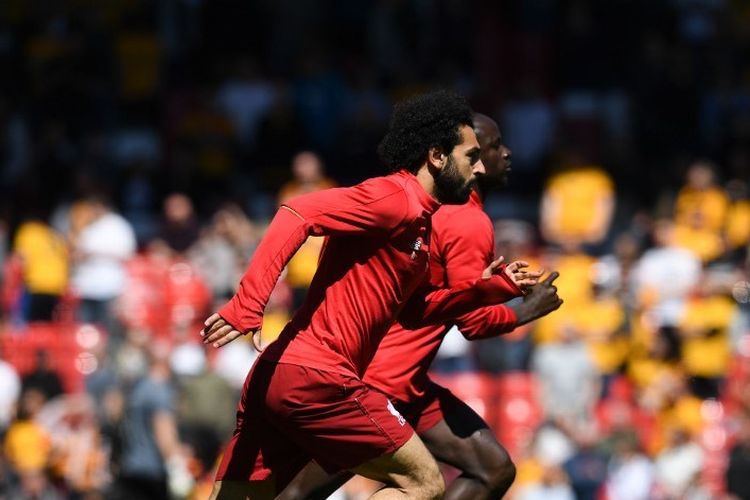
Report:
411,238,422,260
387,400,406,426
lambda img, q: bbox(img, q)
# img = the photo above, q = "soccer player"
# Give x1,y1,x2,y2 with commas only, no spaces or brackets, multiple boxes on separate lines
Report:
279,113,563,500
200,92,537,499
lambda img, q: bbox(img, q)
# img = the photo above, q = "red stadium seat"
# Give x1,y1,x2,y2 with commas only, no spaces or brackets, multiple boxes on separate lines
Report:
494,372,543,459
0,323,107,393
429,372,496,422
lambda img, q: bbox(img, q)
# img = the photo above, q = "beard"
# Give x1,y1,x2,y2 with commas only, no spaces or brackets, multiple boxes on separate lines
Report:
434,154,476,204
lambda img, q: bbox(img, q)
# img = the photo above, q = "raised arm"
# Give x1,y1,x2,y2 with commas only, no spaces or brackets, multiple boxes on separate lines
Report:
202,178,408,347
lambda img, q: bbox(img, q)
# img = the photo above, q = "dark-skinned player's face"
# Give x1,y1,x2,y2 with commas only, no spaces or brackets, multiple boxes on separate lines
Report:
475,120,512,189
434,125,485,205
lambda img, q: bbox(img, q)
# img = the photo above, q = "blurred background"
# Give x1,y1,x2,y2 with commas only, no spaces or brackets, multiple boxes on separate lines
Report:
0,0,749,499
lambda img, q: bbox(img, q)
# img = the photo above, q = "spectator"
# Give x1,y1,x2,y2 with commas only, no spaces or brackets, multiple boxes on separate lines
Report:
277,150,336,204
513,465,575,500
725,179,750,254
562,432,608,500
4,388,52,474
0,349,21,432
277,151,336,308
532,325,600,428
533,243,597,344
540,163,615,248
674,160,728,233
68,194,137,333
189,203,258,303
21,349,64,402
652,426,705,499
671,160,728,262
112,343,191,500
677,281,737,399
38,395,109,496
155,193,200,256
604,431,655,500
11,215,68,322
727,412,750,500
576,278,629,397
631,218,702,328
172,343,236,441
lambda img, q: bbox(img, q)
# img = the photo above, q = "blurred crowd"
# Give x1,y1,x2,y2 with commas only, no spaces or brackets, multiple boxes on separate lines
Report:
1,1,750,499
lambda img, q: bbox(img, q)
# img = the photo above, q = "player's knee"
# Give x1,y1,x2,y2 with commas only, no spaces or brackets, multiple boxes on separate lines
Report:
487,455,516,493
477,445,516,494
414,458,445,500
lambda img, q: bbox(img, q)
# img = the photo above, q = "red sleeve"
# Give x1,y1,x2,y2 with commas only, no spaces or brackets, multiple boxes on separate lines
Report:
454,304,518,340
219,179,409,333
439,210,520,337
400,204,522,329
437,207,495,285
399,273,522,328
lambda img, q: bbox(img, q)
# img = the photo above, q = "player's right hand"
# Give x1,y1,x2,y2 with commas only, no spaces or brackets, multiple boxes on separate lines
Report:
200,312,246,348
512,271,563,326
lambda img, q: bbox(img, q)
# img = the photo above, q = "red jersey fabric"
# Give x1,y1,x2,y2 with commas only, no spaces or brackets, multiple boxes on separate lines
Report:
364,191,520,403
219,171,521,379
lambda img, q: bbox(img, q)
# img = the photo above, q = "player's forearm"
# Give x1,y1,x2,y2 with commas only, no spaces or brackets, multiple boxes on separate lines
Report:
455,304,518,340
219,207,311,332
400,273,523,327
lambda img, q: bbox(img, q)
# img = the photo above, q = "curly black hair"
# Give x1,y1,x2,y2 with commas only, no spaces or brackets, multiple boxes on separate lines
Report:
377,90,474,173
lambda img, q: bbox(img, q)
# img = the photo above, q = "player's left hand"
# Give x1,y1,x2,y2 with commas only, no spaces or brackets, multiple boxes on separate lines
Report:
504,260,543,289
481,256,505,280
200,312,246,348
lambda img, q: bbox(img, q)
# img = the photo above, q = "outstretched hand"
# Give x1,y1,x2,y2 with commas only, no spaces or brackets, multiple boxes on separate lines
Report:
512,271,564,326
200,313,247,348
504,260,544,290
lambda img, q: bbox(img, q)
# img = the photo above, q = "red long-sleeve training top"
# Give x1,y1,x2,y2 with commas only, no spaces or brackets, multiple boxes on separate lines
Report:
218,171,522,378
364,191,521,402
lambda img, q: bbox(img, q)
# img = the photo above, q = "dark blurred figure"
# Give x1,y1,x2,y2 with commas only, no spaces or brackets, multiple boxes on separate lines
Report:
727,412,750,500
21,349,64,402
276,151,336,205
156,193,200,255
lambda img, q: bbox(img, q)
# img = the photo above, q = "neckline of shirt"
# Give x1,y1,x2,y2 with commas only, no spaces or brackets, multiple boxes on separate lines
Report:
396,170,441,214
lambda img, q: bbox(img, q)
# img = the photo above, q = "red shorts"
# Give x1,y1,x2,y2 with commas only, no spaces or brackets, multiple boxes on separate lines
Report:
215,359,414,491
395,381,483,435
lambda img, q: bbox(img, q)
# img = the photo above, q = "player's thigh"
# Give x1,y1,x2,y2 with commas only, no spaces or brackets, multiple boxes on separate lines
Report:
209,479,275,500
418,393,511,474
351,433,443,491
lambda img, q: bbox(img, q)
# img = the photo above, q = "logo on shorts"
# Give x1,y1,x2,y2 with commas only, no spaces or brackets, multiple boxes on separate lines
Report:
387,400,406,426
410,238,422,260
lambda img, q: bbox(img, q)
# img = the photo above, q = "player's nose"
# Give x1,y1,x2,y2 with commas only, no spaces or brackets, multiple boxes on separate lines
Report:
502,146,512,161
473,159,486,176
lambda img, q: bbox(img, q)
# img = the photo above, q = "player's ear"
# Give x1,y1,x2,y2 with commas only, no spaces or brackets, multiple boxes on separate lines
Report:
427,146,446,171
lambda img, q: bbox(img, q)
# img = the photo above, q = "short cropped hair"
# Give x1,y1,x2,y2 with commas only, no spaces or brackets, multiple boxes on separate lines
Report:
377,90,473,173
